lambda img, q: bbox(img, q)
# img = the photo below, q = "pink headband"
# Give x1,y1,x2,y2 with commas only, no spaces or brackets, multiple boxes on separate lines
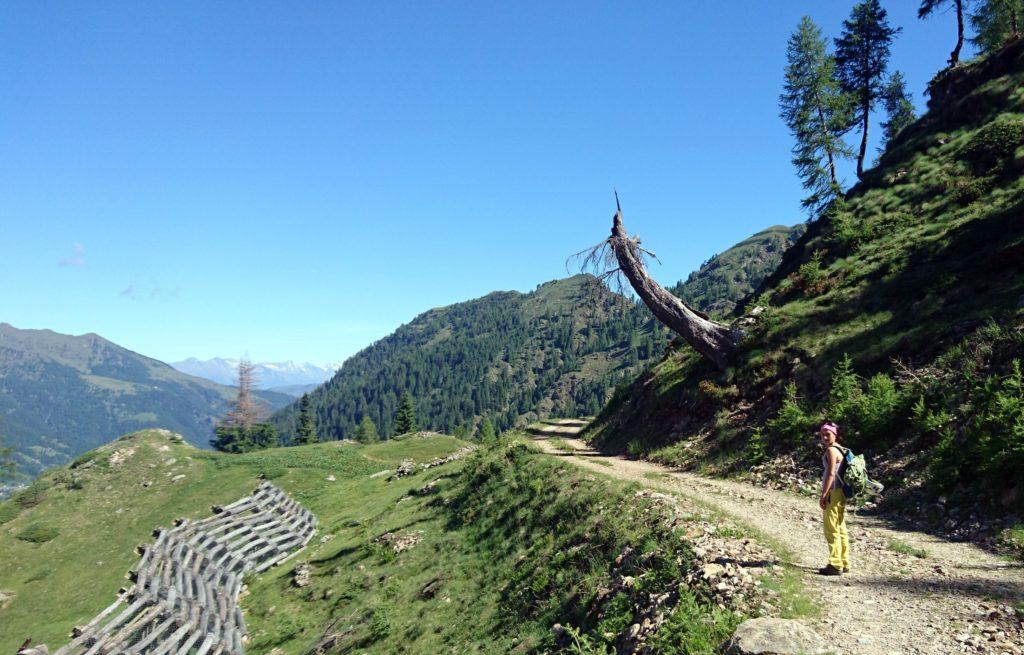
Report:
820,422,839,437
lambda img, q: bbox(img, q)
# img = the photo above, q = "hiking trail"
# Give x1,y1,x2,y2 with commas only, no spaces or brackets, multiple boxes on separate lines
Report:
529,419,1024,655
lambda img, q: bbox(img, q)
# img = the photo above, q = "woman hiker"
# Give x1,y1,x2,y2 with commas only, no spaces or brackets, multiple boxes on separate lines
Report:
818,421,850,576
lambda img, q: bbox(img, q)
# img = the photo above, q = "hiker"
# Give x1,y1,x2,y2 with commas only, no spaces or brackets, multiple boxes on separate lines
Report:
818,421,849,576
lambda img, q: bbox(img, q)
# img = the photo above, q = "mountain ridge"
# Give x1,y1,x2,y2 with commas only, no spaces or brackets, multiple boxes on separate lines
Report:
0,324,291,478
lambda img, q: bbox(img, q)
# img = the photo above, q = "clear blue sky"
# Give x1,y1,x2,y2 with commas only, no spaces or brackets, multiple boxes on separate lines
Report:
1,1,968,365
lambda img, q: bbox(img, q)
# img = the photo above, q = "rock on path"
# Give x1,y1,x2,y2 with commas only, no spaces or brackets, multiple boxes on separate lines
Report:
530,420,1024,655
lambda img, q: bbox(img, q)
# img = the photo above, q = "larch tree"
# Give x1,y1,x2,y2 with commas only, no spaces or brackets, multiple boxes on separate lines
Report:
880,71,917,150
355,415,379,443
919,0,968,65
393,392,418,435
834,0,901,180
780,16,854,215
971,0,1022,53
296,393,318,445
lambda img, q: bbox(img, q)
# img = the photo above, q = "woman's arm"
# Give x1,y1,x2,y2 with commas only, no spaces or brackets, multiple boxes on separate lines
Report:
820,447,839,510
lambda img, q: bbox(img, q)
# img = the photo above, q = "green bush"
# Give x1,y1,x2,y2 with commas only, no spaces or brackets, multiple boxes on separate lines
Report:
788,251,830,296
625,440,645,459
826,356,905,449
0,501,19,525
766,383,818,445
928,360,1024,508
16,523,60,544
14,480,47,509
947,175,993,205
745,428,768,466
961,117,1024,172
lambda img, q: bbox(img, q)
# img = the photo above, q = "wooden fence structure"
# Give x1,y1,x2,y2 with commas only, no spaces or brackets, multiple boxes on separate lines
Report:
50,481,317,655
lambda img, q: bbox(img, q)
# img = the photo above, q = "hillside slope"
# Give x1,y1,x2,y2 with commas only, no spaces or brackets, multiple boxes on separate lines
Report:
0,324,290,477
586,41,1024,526
0,430,752,654
669,224,805,318
274,242,803,444
273,275,672,440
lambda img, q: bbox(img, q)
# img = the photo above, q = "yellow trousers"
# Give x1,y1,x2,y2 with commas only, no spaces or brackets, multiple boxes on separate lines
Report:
823,488,850,570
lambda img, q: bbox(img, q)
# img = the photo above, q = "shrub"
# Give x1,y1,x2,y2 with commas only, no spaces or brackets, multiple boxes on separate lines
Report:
745,428,768,466
789,251,831,296
697,380,737,404
16,523,60,544
928,360,1024,509
625,440,645,459
947,175,993,205
14,480,47,509
766,383,818,446
826,356,904,450
961,117,1024,173
0,501,19,525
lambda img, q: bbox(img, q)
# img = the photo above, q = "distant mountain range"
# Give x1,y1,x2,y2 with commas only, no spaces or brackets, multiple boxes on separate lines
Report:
171,358,338,395
0,324,292,478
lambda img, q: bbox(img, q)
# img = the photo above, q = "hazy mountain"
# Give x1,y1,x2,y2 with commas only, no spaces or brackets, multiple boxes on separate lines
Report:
0,324,291,477
171,358,338,391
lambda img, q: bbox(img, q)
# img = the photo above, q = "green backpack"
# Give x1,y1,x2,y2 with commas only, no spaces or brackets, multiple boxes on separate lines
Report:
834,446,884,499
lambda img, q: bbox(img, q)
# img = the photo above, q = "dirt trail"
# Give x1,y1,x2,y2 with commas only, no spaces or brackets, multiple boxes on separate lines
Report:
529,420,1024,655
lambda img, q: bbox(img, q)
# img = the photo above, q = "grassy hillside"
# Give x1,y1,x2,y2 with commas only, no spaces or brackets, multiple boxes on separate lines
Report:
669,224,805,318
0,430,746,654
0,324,290,479
273,275,672,440
585,41,1024,525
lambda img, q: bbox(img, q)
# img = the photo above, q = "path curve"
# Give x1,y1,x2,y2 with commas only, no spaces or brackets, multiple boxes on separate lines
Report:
529,420,1024,655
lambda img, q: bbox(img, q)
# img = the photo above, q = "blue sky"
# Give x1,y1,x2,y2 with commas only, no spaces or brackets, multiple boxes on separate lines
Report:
1,1,968,365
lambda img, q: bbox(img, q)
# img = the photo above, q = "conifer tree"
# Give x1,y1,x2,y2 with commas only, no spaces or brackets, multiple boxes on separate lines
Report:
834,0,901,179
880,71,917,150
919,0,967,65
971,0,1022,53
780,16,854,215
478,417,497,443
0,431,16,483
296,393,318,445
354,415,379,443
393,392,418,435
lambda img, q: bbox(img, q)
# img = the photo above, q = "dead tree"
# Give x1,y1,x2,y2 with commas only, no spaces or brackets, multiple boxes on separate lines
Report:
225,359,261,429
575,200,744,370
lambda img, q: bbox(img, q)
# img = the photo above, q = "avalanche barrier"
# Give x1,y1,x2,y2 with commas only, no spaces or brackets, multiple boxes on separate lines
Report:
50,481,317,655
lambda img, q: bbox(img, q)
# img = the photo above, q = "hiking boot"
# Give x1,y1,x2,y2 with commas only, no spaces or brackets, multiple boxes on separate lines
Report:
817,564,842,576
842,566,851,574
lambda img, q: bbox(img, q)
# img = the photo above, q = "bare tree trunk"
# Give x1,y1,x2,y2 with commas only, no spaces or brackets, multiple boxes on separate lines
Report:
608,210,743,370
226,359,260,429
951,0,964,65
856,96,869,179
816,103,838,187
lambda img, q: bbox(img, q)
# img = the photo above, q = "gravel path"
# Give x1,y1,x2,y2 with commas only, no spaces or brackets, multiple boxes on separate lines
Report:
529,420,1024,655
